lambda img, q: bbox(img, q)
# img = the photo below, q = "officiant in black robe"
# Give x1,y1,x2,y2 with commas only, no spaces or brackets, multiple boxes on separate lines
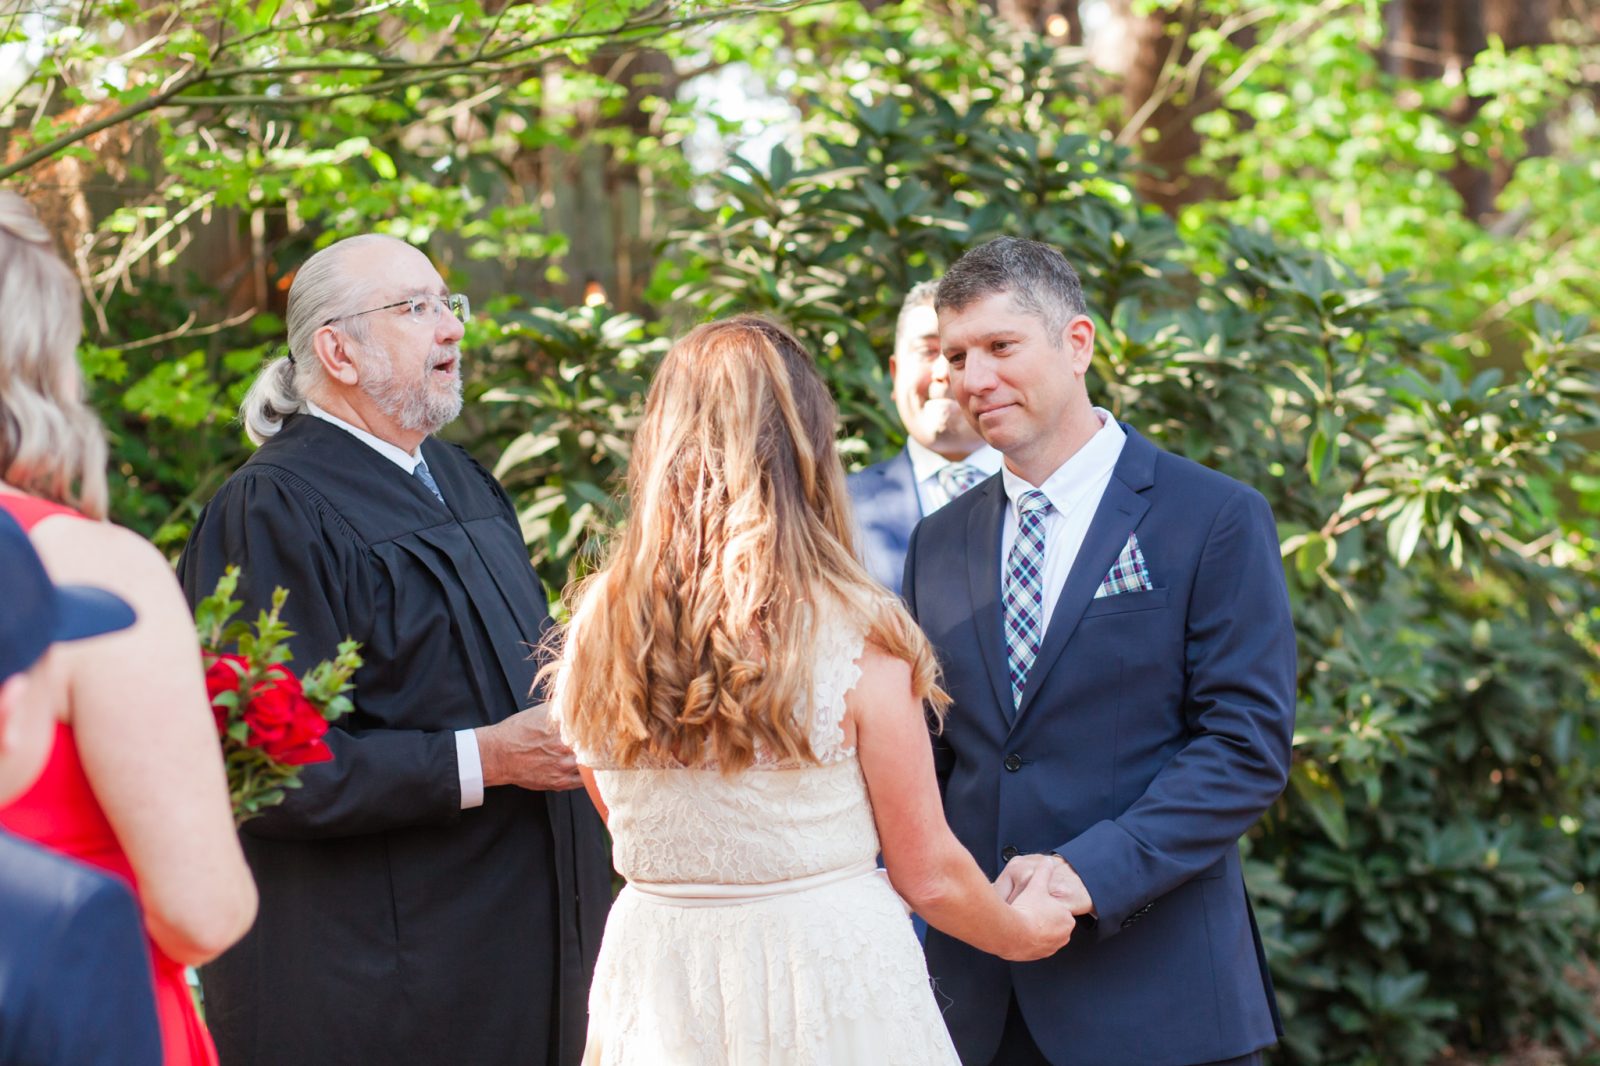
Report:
179,235,610,1066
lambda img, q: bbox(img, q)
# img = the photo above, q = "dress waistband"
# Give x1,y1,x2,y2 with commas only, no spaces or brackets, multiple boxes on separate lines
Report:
627,859,885,907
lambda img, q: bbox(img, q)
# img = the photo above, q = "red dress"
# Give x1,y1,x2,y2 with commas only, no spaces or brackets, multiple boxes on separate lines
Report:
0,492,220,1066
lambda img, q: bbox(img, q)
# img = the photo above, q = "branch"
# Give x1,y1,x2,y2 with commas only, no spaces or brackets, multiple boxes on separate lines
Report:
472,0,517,62
214,0,412,54
0,1,77,122
1160,0,1357,139
104,306,257,351
1118,0,1355,147
92,190,216,297
0,0,829,182
205,0,828,80
2,69,203,181
1115,0,1203,150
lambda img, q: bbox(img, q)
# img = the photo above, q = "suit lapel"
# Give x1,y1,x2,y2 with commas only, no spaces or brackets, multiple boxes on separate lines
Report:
1013,426,1157,722
884,447,923,529
964,477,1014,717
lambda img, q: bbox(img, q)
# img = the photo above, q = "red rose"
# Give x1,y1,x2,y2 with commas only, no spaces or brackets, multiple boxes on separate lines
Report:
203,653,250,735
244,665,332,766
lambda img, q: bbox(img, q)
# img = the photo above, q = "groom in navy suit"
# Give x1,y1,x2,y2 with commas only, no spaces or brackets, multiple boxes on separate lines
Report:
904,238,1295,1066
848,280,1002,593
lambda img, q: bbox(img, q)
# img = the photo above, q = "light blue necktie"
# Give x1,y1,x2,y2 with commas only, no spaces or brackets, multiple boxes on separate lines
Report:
1003,489,1051,713
413,457,445,504
936,462,983,504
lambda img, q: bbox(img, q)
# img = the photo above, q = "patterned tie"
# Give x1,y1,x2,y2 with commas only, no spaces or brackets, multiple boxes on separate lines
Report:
413,458,445,504
936,462,983,504
1003,489,1051,712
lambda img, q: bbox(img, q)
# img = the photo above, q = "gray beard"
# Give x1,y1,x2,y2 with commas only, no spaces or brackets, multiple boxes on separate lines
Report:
361,347,463,435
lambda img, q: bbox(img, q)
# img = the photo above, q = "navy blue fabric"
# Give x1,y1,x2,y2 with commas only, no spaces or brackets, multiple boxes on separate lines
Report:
992,992,1265,1066
846,448,922,594
0,831,160,1066
904,425,1294,1066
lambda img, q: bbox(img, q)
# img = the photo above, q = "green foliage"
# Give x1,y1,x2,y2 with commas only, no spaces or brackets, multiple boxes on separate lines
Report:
1178,0,1599,350
451,301,667,592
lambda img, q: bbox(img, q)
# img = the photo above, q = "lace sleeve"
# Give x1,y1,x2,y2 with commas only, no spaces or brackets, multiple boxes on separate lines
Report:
806,608,867,765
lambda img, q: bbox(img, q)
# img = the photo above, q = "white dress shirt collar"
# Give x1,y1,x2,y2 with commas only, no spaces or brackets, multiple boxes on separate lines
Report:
905,437,1004,484
1000,409,1125,517
906,438,1004,514
304,401,423,474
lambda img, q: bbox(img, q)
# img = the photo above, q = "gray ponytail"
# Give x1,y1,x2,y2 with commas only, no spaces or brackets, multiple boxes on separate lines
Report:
240,233,396,444
238,354,309,445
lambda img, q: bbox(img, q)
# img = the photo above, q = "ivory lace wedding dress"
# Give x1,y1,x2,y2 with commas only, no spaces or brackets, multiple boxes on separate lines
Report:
563,615,961,1065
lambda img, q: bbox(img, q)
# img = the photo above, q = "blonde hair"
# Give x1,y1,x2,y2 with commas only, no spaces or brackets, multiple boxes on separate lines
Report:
0,192,108,519
547,315,949,773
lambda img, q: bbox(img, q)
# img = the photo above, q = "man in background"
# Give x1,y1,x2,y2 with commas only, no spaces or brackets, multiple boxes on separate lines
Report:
849,280,1003,593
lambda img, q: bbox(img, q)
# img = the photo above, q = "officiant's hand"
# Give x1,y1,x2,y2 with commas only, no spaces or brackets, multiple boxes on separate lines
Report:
475,705,583,792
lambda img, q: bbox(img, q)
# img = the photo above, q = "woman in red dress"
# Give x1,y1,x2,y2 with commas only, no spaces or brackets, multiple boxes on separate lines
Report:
0,192,257,1066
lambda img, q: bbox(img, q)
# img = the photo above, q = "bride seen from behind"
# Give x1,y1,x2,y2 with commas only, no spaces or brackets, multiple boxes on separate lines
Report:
546,315,1074,1065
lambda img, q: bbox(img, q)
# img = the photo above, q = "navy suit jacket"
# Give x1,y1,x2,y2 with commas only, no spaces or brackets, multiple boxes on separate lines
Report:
903,425,1295,1066
847,448,921,594
0,831,161,1066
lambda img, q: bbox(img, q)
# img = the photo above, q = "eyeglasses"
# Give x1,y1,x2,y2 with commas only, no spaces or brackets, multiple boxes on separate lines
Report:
326,293,471,327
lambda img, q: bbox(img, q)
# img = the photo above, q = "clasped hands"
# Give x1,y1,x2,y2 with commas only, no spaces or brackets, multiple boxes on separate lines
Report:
992,853,1093,961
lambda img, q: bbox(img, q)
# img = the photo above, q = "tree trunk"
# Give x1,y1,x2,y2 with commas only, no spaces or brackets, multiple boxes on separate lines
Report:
515,48,679,314
1485,0,1554,176
984,0,1082,42
1103,0,1221,215
1388,0,1497,217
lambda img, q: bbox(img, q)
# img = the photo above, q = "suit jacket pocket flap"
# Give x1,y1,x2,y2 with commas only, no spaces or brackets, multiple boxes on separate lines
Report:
1082,586,1170,618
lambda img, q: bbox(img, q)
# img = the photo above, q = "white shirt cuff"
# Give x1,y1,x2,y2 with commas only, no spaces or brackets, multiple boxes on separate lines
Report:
455,729,485,809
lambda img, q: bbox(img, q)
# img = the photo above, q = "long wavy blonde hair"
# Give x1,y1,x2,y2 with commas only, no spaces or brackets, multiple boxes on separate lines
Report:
0,192,108,519
549,315,948,772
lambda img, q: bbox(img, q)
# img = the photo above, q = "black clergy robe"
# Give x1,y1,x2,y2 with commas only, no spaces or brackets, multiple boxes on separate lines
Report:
178,414,610,1066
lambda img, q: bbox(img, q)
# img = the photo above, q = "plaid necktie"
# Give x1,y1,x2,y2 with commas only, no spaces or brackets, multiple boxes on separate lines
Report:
936,462,983,503
413,458,445,504
1003,489,1051,711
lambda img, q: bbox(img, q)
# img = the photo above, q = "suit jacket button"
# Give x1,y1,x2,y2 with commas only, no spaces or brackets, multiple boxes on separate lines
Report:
1001,845,1020,862
1003,754,1022,772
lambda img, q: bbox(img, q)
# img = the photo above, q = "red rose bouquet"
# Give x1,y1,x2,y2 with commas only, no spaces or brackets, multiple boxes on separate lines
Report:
194,567,362,825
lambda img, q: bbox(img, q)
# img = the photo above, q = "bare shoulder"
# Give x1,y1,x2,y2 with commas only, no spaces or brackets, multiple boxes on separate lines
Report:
848,642,917,718
29,514,180,603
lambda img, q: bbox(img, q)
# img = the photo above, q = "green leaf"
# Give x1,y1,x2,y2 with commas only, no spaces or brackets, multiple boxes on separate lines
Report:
1290,762,1349,850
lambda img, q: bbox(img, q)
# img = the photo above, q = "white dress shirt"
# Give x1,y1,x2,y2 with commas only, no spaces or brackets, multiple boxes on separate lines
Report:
999,409,1127,626
303,402,485,810
906,438,1005,514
